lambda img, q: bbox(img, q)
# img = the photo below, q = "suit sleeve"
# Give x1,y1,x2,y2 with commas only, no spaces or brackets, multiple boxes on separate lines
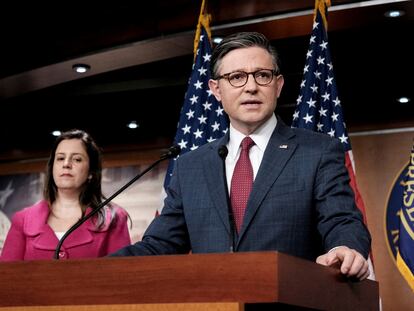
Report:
109,159,191,257
314,138,371,258
0,211,26,261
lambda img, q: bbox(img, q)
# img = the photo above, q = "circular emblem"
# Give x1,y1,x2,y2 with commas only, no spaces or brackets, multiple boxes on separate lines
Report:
385,163,409,259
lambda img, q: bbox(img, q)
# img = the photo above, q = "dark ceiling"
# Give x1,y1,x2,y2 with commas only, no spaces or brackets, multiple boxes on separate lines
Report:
0,0,413,162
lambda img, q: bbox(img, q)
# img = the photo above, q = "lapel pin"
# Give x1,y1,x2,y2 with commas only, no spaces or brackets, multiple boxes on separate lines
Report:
279,144,288,149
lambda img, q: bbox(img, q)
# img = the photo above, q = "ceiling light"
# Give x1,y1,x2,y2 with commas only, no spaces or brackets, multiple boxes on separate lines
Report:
397,97,410,104
51,130,61,137
72,64,91,73
213,37,223,44
384,10,405,18
127,121,139,129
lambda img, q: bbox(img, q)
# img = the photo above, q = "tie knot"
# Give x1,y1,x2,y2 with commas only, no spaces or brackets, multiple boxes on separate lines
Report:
241,136,255,151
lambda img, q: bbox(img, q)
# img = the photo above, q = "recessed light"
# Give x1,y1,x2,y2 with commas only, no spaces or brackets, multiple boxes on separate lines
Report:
213,37,223,44
127,121,139,129
397,97,410,104
72,64,91,73
384,10,405,18
51,130,61,137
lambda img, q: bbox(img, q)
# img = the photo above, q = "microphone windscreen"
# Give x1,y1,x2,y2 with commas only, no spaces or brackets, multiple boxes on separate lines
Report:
162,145,181,159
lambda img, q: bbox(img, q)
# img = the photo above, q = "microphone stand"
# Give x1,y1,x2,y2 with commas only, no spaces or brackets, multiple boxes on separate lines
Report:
218,145,235,252
54,145,180,260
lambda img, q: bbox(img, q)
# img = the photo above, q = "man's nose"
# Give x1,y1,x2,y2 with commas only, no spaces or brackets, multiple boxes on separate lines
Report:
244,73,259,91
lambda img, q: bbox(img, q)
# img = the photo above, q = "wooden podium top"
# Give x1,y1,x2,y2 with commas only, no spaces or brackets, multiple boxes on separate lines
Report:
0,251,379,310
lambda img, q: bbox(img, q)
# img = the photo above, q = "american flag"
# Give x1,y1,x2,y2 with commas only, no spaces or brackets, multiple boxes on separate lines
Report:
291,0,376,279
163,23,228,189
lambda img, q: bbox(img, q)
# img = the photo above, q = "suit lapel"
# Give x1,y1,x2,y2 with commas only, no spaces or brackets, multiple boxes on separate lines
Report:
237,119,298,242
203,135,232,233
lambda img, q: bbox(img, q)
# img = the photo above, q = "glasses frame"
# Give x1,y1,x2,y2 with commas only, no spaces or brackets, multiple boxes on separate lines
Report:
216,69,280,87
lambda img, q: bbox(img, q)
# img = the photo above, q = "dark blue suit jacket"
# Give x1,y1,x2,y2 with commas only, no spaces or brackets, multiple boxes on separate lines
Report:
112,117,371,261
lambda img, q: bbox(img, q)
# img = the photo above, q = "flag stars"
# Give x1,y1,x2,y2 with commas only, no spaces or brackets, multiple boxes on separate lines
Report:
202,53,211,62
319,107,328,116
178,139,188,150
293,110,299,120
193,129,203,139
338,133,349,144
202,101,212,111
198,66,207,76
331,112,339,122
186,109,195,119
313,21,319,30
328,62,333,70
198,115,207,124
322,92,330,101
333,97,341,106
296,95,303,105
307,98,316,108
319,41,328,50
300,80,306,88
303,113,313,124
194,80,203,89
189,95,198,104
306,50,313,59
164,27,229,188
197,115,207,124
304,65,309,73
316,56,325,65
327,129,335,137
310,84,318,93
314,70,321,79
317,122,324,132
211,121,220,132
325,76,333,86
182,124,191,134
310,35,316,43
216,106,224,116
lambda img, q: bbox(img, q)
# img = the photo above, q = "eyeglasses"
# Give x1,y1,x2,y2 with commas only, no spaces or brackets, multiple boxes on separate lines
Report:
216,69,279,87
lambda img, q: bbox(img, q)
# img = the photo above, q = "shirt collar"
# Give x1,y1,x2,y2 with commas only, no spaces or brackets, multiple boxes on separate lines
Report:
228,114,277,159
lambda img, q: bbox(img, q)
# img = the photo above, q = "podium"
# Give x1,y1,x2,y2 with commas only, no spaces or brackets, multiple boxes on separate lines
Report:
0,252,379,311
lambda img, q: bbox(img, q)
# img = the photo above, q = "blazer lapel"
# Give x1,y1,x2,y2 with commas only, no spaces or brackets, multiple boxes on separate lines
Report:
203,135,232,234
237,119,298,242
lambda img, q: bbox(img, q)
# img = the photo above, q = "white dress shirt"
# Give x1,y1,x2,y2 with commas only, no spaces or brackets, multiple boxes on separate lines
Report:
225,114,277,193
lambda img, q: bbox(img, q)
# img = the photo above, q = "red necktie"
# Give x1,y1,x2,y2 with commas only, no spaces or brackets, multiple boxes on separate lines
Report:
230,136,255,233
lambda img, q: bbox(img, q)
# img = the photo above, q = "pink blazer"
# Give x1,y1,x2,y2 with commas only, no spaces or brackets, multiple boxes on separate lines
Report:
0,200,131,261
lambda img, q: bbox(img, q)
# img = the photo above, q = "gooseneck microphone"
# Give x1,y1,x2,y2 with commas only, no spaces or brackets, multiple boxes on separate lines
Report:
54,145,181,260
218,145,235,252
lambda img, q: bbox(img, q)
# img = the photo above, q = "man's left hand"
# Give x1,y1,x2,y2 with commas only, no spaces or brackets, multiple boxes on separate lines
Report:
316,246,370,281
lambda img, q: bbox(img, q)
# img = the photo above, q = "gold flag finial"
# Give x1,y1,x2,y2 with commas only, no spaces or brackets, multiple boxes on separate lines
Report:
193,0,212,59
315,0,331,30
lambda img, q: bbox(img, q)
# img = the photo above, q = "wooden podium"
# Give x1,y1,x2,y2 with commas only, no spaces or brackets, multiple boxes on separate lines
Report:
0,252,379,311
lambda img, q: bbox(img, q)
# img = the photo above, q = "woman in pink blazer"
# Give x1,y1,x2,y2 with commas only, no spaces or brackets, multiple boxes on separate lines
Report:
1,129,131,261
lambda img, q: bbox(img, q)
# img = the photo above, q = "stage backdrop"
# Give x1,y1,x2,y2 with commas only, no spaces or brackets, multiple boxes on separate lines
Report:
0,162,167,253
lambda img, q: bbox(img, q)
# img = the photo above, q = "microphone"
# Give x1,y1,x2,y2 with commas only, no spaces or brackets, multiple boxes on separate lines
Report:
54,145,181,260
218,145,235,252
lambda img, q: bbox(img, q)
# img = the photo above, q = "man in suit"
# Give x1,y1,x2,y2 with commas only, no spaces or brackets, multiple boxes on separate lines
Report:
111,32,371,281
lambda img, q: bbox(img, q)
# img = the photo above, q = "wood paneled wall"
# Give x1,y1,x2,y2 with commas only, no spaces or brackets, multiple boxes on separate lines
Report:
351,129,414,310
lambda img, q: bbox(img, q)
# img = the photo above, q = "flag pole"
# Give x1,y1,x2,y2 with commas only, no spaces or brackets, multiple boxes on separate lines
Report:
194,0,212,59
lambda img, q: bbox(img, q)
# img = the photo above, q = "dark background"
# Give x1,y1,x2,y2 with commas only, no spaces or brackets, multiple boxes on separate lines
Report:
0,0,413,161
